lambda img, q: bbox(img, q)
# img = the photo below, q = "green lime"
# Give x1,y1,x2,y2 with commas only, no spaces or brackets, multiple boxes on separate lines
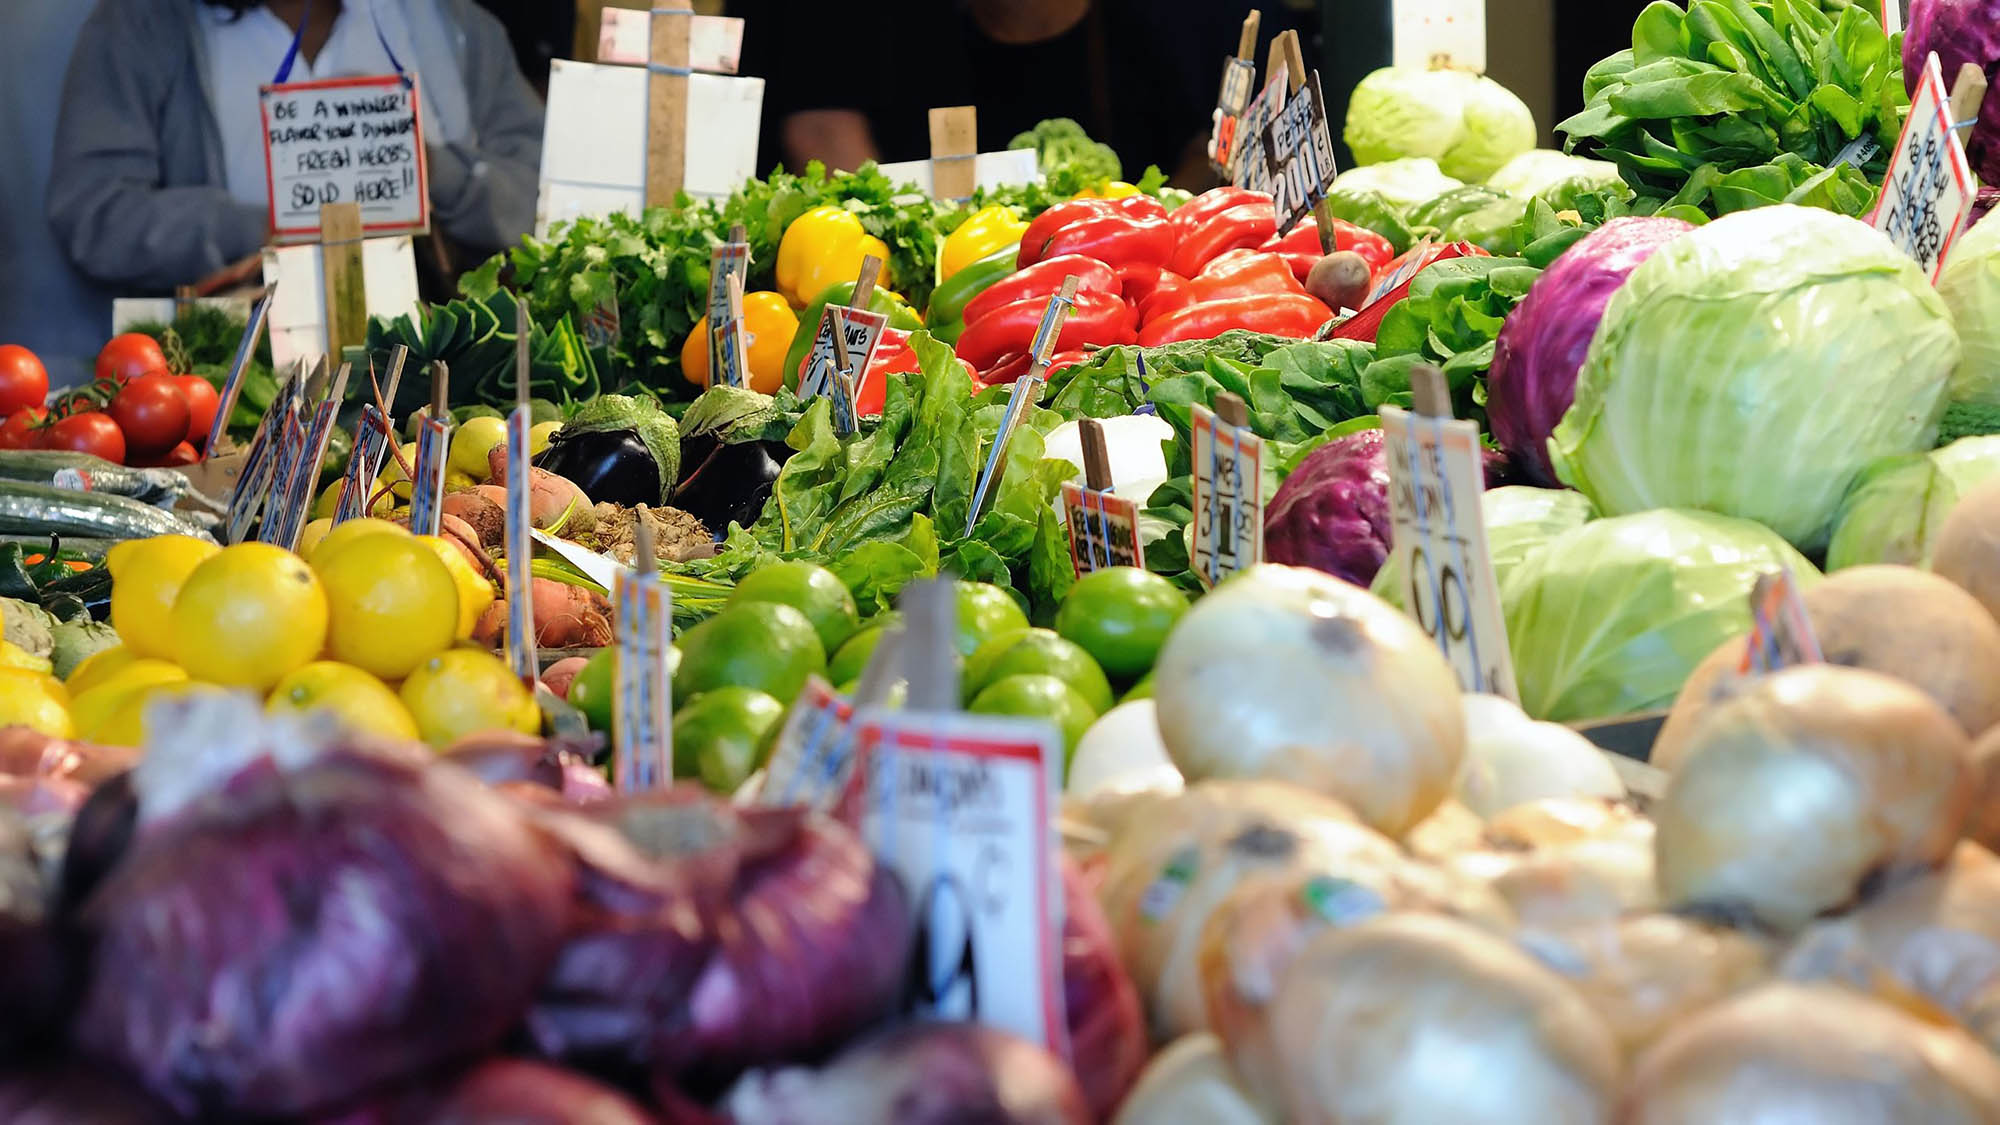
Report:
672,686,785,794
1121,671,1155,702
829,612,902,685
968,673,1096,765
1056,567,1190,683
963,628,1112,713
953,581,1029,658
676,602,826,703
730,561,860,654
568,646,615,730
963,627,1033,693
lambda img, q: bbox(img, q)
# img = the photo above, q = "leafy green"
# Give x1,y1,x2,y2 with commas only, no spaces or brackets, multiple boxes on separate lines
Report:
358,288,598,416
1007,117,1123,189
1359,256,1541,421
1936,401,2000,446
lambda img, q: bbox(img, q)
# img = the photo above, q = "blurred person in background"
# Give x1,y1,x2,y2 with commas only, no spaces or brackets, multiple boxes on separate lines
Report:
735,0,1318,188
46,0,547,305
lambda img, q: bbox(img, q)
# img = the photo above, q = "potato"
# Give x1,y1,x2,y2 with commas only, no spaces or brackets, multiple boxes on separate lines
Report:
1934,479,2000,625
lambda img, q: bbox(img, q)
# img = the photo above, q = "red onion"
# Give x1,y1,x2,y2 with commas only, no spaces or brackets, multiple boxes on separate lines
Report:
443,729,612,805
0,1059,179,1125
0,807,58,1061
318,1059,656,1125
527,791,911,1093
1059,857,1148,1120
71,697,577,1118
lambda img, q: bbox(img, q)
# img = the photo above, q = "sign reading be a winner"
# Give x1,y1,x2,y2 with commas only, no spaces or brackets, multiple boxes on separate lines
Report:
260,75,430,243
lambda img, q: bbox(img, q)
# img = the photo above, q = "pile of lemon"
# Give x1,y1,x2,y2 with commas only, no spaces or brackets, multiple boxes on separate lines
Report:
18,519,544,749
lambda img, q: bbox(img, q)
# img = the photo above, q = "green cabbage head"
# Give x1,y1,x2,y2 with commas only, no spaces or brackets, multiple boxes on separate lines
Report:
1344,68,1535,181
1550,206,1960,552
1372,486,1595,608
1825,435,2000,570
1936,212,2000,405
1504,509,1820,722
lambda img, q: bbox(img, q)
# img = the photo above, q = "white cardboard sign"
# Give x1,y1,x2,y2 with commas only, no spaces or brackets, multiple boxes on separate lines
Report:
1189,405,1264,587
612,568,673,792
1873,53,1977,282
876,150,1041,198
261,238,421,373
1393,0,1487,73
259,75,429,243
597,10,745,73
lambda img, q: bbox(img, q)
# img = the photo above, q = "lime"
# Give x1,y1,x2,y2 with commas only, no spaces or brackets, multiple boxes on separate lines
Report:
672,686,785,794
967,674,1095,764
729,561,860,653
568,646,615,730
963,627,1032,693
962,628,1112,713
828,612,902,685
1122,672,1155,702
953,581,1028,658
677,603,825,703
1055,567,1189,683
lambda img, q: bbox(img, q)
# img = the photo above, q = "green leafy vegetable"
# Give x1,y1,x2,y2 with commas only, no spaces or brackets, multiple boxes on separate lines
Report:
1007,117,1123,189
1359,256,1542,420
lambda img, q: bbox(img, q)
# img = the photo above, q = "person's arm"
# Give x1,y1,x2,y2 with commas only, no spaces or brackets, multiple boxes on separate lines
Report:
429,0,545,257
45,1,267,293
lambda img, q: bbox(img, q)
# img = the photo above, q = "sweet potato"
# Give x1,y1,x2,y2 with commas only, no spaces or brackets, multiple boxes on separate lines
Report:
442,492,506,549
470,469,595,536
541,656,590,700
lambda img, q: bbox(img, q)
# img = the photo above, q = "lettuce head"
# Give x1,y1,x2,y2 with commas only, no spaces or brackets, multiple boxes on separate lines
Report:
1345,68,1536,181
1826,435,2000,570
1936,210,2000,405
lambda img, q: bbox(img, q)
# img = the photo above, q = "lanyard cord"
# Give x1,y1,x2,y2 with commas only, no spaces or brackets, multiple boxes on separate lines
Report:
272,0,407,84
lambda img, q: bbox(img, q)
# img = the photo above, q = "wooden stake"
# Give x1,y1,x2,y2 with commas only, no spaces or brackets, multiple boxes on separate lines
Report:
900,578,959,713
1410,364,1453,418
1236,10,1262,59
728,222,746,244
645,6,691,208
929,105,978,202
634,503,658,574
1275,30,1338,255
378,345,409,415
1214,391,1250,429
848,254,883,310
430,360,450,420
1078,418,1114,492
319,201,366,356
1951,63,1988,145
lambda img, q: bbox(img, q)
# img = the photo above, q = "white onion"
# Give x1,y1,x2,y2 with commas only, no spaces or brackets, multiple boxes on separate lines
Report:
1516,914,1771,1056
1442,797,1659,927
1456,693,1625,818
1044,414,1175,524
1782,841,2000,1051
1266,913,1620,1124
1067,701,1183,801
1153,564,1465,836
1400,798,1487,861
1653,664,1971,932
1621,983,2000,1122
1110,1033,1273,1125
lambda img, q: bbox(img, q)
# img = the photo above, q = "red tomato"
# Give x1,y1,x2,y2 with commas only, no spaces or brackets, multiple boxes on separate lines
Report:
108,374,190,459
0,346,49,416
133,440,198,468
95,333,168,384
0,408,47,451
172,374,221,449
43,412,125,463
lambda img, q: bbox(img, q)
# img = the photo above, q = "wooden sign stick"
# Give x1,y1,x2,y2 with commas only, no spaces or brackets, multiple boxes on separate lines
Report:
431,358,450,420
849,254,883,311
1077,418,1114,493
634,503,658,575
1951,63,1988,144
900,578,959,713
929,105,978,202
1236,10,1263,61
1410,365,1453,419
319,201,366,356
1214,390,1250,429
1276,30,1339,255
645,6,692,208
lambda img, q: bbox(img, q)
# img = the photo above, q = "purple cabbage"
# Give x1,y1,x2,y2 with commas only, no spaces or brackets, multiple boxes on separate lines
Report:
71,699,577,1119
1905,0,2000,186
1487,216,1695,485
1264,428,1508,588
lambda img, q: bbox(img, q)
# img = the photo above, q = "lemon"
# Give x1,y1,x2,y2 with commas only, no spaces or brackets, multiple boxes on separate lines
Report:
169,543,328,691
314,535,459,679
0,667,71,738
268,661,420,741
400,647,539,747
107,534,220,659
69,658,187,736
451,417,507,481
310,516,408,563
65,644,137,693
416,535,496,639
377,442,419,503
297,517,336,560
313,480,343,521
530,420,561,456
0,640,51,676
445,469,478,492
94,681,238,748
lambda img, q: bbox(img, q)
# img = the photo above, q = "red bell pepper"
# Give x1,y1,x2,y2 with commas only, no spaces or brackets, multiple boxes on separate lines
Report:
1328,241,1490,344
1138,292,1331,347
856,326,921,417
1260,217,1398,282
962,254,1121,329
1114,263,1180,308
1141,250,1305,326
1167,201,1277,279
1106,194,1168,222
1018,199,1118,267
955,288,1136,371
1041,211,1175,272
1168,186,1271,241
980,348,1092,387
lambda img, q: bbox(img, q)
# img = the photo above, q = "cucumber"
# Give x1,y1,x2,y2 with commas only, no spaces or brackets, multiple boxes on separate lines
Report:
0,482,214,542
0,451,189,505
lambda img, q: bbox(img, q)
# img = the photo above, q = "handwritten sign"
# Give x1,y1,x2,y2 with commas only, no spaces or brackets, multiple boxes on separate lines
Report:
332,405,395,525
1263,72,1340,233
1190,402,1264,587
612,568,673,791
504,406,538,681
798,305,887,435
1210,59,1259,173
1393,0,1487,73
260,76,428,243
1738,568,1823,675
707,241,750,388
1873,53,1977,281
1381,400,1517,699
1062,482,1143,577
759,676,866,815
408,412,451,537
1230,69,1288,192
856,710,1066,1052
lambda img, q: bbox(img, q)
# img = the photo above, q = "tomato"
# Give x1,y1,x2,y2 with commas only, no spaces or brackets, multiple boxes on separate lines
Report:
171,374,221,449
95,333,168,384
0,346,49,416
108,374,190,459
0,408,47,451
42,412,125,463
133,440,198,468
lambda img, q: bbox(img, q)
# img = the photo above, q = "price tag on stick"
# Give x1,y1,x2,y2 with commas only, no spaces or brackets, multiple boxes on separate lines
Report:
1190,393,1264,588
331,346,408,525
251,357,320,546
206,284,277,455
504,302,540,684
222,358,305,545
1062,419,1143,576
1738,568,1823,675
1265,31,1341,249
798,255,888,435
707,226,751,388
1380,366,1518,699
967,277,1080,535
612,508,674,791
1230,67,1288,193
1873,52,1979,281
269,362,352,551
1208,10,1263,175
758,630,903,818
407,361,453,537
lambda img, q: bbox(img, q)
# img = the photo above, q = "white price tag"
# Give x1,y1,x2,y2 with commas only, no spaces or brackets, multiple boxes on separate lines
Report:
259,76,429,243
758,676,866,817
332,405,395,525
406,410,451,537
798,304,887,435
612,568,673,792
224,366,302,545
1262,72,1341,233
1190,404,1264,588
1393,0,1487,73
503,407,538,681
1873,53,1977,281
206,286,277,454
1209,57,1259,172
707,242,751,388
1061,482,1143,576
1230,69,1289,192
856,710,1067,1051
1738,568,1823,675
1381,405,1517,699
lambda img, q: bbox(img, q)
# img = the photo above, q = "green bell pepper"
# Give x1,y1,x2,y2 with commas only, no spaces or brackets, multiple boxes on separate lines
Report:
782,281,926,385
925,245,1018,347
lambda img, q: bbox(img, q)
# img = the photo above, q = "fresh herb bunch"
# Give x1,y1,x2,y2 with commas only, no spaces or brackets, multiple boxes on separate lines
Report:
1557,0,1907,217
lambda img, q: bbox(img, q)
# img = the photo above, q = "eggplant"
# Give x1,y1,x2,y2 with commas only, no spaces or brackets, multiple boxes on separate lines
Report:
671,434,789,532
535,429,660,509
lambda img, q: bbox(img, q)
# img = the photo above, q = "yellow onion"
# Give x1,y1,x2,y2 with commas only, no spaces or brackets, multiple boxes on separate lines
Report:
1109,1033,1272,1125
1516,914,1771,1056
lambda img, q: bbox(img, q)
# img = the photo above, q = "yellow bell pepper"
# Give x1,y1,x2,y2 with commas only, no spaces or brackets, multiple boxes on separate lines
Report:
680,290,801,395
940,204,1028,281
776,206,891,308
1072,181,1141,200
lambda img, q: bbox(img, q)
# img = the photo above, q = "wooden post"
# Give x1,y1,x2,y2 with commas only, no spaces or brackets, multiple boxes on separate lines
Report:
848,254,883,311
1237,10,1263,60
431,359,450,421
645,7,692,208
635,503,658,575
1077,418,1114,492
1951,63,1988,145
1214,391,1250,429
1410,364,1452,418
929,105,978,202
1276,30,1339,255
318,202,366,357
